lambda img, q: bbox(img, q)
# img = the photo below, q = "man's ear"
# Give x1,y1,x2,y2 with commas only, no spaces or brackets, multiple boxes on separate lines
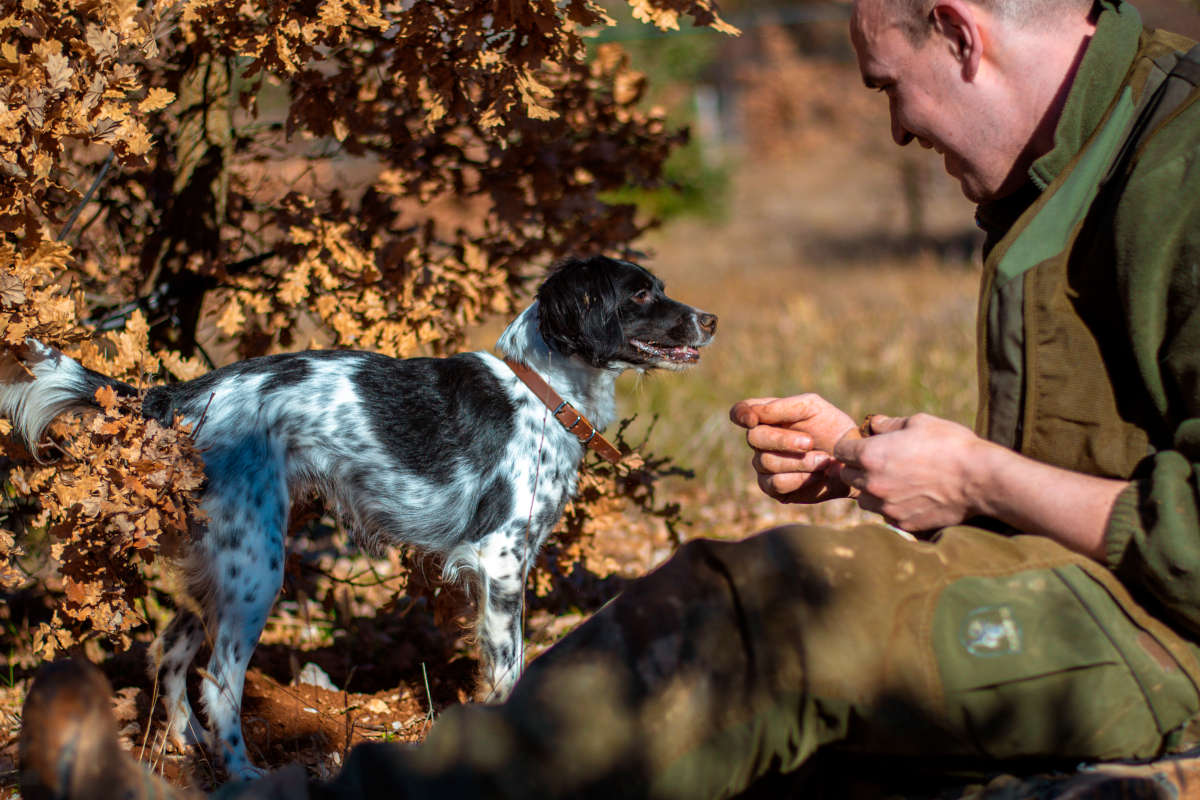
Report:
930,0,984,80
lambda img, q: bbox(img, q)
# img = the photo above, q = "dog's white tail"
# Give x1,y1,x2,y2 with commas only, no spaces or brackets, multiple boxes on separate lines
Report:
0,340,121,452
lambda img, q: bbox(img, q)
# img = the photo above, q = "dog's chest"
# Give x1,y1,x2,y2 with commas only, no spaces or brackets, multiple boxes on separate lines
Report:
514,396,582,471
504,398,583,522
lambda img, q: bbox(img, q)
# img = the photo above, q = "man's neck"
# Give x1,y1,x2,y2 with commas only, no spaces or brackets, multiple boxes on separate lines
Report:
990,15,1099,199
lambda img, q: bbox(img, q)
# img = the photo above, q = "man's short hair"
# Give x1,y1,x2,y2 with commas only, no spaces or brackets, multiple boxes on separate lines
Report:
894,0,1096,42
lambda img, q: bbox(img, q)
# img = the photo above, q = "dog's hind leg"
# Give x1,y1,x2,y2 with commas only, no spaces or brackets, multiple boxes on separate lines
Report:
474,527,529,702
198,524,285,779
195,442,288,779
148,609,206,750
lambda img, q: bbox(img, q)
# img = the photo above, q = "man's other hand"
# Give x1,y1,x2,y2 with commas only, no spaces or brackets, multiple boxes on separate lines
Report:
730,394,859,504
834,413,983,532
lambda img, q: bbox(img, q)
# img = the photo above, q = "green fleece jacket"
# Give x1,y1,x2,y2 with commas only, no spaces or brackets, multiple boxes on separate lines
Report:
976,2,1200,636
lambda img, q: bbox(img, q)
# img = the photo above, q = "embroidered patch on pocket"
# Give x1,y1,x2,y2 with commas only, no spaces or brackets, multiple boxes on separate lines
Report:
961,605,1022,657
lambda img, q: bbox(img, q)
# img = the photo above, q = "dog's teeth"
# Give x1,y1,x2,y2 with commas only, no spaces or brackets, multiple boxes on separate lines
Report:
631,340,700,363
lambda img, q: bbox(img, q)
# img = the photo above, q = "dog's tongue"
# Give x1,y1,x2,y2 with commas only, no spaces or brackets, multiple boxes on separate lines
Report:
632,340,700,363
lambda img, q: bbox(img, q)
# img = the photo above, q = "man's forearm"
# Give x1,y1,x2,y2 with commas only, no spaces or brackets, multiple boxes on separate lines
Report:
967,440,1129,562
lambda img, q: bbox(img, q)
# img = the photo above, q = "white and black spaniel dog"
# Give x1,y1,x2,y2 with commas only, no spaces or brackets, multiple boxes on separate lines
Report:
0,255,716,777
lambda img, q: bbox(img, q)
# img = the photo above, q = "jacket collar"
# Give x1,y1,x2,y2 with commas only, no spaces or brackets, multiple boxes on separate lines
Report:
1029,0,1144,191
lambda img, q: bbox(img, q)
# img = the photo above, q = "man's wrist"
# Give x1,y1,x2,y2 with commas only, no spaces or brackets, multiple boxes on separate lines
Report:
960,436,1008,521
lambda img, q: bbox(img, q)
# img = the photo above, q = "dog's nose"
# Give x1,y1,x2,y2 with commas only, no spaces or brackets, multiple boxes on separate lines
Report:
698,313,717,334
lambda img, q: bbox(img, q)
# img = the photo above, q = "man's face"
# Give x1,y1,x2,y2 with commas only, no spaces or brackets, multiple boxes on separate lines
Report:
850,0,1014,203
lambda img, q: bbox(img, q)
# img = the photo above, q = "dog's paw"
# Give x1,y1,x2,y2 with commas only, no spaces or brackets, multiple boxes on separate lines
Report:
164,720,205,753
475,677,515,705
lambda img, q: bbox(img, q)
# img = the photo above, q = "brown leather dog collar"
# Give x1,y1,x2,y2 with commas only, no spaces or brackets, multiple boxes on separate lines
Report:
504,358,622,464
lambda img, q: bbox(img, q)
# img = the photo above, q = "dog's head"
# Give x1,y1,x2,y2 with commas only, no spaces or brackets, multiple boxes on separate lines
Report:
536,256,716,371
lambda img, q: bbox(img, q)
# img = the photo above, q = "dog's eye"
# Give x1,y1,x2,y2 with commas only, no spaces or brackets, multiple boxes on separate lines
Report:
631,289,653,305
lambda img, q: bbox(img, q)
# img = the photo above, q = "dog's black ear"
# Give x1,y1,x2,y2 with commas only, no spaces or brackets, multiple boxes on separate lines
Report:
536,256,626,367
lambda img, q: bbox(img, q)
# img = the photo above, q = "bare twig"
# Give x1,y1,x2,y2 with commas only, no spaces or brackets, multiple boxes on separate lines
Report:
421,662,435,727
190,392,217,440
58,152,115,242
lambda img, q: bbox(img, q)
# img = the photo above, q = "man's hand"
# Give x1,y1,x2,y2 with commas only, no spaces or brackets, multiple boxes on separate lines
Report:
833,413,984,532
730,394,860,504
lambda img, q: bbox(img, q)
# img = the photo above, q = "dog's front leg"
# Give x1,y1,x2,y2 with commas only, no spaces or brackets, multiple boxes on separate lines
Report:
473,527,530,702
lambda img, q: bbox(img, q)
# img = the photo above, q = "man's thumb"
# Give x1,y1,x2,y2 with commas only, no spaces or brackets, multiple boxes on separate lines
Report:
864,414,906,435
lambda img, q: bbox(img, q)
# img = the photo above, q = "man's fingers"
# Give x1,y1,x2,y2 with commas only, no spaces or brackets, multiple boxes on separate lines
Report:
752,450,832,475
834,414,910,462
759,469,852,504
757,471,813,498
730,397,780,429
747,425,814,453
839,464,866,490
748,395,825,426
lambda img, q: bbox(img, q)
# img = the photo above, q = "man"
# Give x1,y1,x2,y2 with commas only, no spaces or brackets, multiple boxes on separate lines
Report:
21,1,1200,798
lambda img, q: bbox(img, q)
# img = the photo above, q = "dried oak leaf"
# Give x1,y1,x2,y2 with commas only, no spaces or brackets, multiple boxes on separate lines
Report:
0,272,26,307
138,86,175,113
95,384,120,415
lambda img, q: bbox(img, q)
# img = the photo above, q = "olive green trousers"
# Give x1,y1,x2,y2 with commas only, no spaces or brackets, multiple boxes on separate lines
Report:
244,525,1200,799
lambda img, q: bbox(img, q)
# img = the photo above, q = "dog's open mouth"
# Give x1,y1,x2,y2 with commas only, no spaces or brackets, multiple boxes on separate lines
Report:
631,339,701,364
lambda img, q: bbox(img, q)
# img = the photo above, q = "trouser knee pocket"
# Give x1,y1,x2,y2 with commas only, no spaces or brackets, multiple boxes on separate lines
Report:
934,565,1200,761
